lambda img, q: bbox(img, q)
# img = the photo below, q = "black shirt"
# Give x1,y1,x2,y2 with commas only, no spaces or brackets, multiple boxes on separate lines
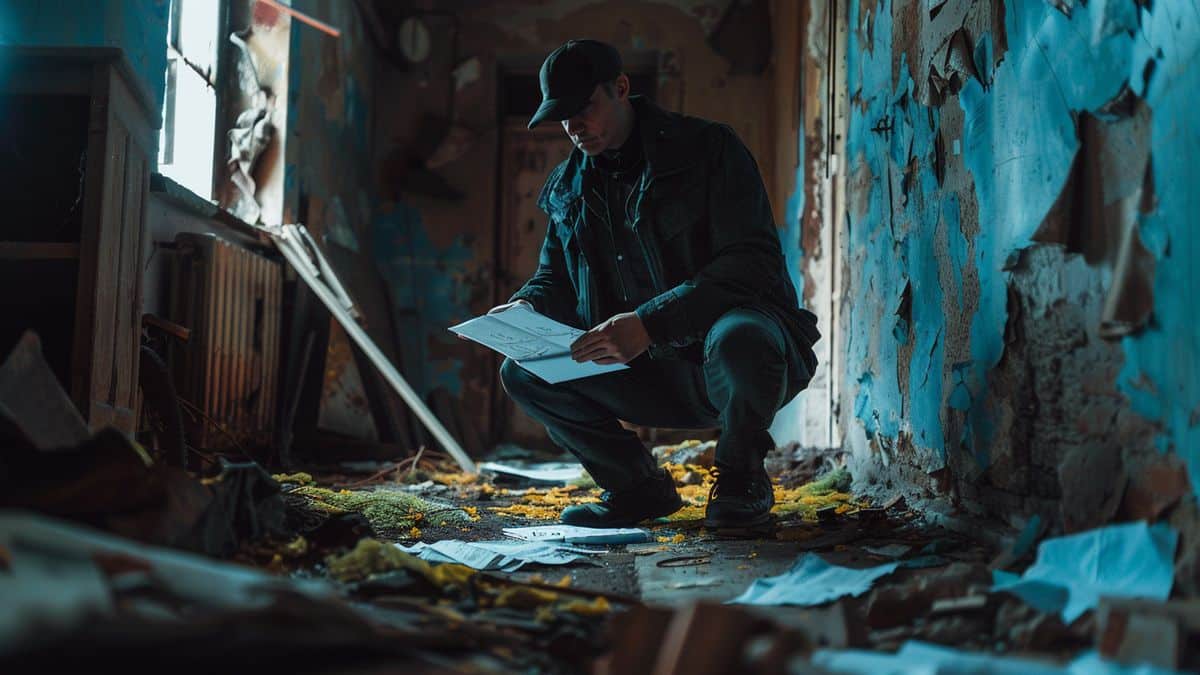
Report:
589,116,657,315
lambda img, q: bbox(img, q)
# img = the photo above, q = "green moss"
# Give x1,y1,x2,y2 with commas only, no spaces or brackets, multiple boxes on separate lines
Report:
290,486,468,536
806,467,852,494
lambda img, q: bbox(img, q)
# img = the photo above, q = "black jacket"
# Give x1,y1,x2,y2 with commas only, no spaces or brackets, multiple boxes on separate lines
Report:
510,97,820,376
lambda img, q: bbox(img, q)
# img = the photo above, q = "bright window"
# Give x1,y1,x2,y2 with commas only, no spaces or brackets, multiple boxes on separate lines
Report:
159,0,221,198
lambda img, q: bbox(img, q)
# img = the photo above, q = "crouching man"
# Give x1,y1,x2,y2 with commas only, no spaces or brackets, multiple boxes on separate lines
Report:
492,40,820,529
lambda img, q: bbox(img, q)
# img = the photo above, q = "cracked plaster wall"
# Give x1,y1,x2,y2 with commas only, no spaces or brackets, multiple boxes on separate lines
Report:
839,0,1199,556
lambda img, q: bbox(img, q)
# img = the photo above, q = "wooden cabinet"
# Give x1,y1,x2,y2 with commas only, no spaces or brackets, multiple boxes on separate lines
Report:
0,47,158,435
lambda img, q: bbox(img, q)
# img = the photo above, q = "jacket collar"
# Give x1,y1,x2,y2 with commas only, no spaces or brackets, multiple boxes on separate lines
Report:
545,96,701,211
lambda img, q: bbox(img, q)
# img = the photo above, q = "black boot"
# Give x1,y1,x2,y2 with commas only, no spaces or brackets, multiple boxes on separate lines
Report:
703,465,774,528
561,469,682,527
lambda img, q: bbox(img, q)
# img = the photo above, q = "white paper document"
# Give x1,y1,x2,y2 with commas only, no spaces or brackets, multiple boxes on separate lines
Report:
449,305,627,383
502,525,651,545
395,540,598,572
479,461,586,485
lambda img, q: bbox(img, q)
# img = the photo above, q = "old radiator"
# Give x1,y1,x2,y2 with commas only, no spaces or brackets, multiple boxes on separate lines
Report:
168,233,281,450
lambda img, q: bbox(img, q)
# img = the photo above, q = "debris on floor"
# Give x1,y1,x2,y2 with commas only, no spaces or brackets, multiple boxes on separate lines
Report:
3,383,1195,674
0,514,622,672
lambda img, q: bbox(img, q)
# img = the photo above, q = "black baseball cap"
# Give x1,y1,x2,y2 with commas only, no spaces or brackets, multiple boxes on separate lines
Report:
527,40,623,129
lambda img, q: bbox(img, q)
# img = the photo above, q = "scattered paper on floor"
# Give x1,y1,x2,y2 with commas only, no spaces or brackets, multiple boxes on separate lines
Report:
395,539,599,572
502,525,651,545
991,521,1178,623
479,461,585,485
727,553,899,606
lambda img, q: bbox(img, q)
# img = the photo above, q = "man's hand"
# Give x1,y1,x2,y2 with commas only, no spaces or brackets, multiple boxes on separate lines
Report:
570,312,652,365
457,300,533,341
487,299,533,315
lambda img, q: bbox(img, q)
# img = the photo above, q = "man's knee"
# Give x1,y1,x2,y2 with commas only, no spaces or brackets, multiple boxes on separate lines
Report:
704,310,785,367
500,358,542,404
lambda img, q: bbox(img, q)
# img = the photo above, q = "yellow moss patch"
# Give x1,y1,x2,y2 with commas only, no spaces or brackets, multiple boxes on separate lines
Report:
325,538,431,583
477,483,507,498
560,595,611,616
489,503,560,520
526,573,571,587
431,471,479,487
489,486,600,520
272,472,314,485
494,585,561,610
484,463,859,525
282,535,309,558
655,533,687,544
771,467,858,520
659,463,860,523
669,505,707,521
325,538,478,590
664,462,714,484
429,562,476,589
664,462,716,522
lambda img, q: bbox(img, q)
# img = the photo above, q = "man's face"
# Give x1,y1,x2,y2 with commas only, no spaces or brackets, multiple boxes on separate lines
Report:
562,84,620,156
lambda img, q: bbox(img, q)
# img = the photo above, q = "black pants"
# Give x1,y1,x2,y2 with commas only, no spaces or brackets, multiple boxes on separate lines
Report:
500,308,811,492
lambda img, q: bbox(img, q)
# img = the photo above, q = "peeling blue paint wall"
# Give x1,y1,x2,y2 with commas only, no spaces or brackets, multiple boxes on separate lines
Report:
1116,3,1200,495
845,4,945,468
842,0,1199,517
0,0,169,112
